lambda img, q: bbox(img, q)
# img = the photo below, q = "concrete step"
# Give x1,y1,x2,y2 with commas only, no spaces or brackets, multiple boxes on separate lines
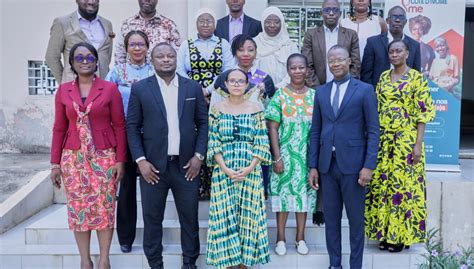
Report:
25,205,344,246
0,243,426,269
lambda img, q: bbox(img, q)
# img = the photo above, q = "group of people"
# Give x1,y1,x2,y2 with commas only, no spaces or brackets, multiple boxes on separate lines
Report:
48,0,436,269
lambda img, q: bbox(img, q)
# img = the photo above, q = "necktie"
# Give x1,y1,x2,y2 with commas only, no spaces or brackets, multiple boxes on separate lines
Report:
332,75,351,116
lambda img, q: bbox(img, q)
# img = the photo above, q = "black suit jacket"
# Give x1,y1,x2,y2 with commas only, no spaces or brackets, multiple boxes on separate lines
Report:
127,74,208,174
361,33,421,87
214,14,262,42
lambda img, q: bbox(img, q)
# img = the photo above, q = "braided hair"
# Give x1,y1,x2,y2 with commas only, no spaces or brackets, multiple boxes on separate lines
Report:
349,0,373,22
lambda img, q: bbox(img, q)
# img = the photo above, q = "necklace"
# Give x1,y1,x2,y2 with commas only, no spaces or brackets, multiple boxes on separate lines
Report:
288,84,307,94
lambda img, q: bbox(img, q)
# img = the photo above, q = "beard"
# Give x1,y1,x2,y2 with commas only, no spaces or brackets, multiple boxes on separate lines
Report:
78,6,99,21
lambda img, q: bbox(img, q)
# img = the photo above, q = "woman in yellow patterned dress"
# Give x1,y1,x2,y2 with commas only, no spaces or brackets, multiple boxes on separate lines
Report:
206,69,271,268
365,40,435,252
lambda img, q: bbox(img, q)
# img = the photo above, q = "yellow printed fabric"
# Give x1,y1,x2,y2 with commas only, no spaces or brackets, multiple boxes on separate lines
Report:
365,69,435,245
206,108,271,268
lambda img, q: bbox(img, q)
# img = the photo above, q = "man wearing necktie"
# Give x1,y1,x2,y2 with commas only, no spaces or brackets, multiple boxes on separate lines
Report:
308,45,379,269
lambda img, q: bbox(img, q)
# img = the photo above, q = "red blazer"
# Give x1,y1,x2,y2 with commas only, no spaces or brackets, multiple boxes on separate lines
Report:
50,77,127,164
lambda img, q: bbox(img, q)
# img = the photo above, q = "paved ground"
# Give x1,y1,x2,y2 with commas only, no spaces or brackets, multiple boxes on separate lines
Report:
0,154,49,203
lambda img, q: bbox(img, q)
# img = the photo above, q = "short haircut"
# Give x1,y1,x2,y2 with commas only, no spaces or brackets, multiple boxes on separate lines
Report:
286,53,309,70
388,5,406,16
225,68,249,83
124,30,150,50
151,42,176,57
327,44,349,58
388,39,409,52
434,36,448,47
230,34,257,57
323,0,340,7
68,42,98,75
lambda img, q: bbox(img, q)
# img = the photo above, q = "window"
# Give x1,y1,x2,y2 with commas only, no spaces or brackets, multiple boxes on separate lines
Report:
28,60,58,95
273,1,385,47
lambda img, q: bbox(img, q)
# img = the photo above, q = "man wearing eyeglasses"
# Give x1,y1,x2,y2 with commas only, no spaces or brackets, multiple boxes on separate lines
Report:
45,0,114,83
114,0,181,64
302,0,361,88
361,5,421,87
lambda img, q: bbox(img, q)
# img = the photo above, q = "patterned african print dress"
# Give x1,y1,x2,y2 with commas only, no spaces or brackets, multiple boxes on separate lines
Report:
187,38,224,200
365,69,435,245
265,87,317,213
206,108,271,268
60,102,118,231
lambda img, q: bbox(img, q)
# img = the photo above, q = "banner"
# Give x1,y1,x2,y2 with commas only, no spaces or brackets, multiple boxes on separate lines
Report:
385,0,466,169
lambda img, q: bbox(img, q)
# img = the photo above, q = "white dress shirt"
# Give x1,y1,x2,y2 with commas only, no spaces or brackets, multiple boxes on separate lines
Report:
157,73,181,156
324,25,339,83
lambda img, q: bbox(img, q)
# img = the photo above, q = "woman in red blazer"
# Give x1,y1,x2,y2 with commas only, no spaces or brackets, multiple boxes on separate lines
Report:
50,42,126,269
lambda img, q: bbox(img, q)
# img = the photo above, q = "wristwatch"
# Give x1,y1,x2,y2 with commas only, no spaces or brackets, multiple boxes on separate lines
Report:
194,152,205,161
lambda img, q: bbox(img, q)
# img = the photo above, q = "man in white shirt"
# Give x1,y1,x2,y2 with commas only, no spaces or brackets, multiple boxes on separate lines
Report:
302,0,360,87
126,43,208,269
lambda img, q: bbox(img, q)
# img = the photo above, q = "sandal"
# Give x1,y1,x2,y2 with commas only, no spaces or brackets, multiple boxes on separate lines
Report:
387,243,404,253
378,241,388,251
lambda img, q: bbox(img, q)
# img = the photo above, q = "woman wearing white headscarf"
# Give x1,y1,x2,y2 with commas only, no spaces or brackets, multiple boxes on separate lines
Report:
255,6,299,87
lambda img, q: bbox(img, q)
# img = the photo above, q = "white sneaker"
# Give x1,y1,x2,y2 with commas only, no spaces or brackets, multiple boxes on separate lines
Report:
275,241,287,256
296,240,309,255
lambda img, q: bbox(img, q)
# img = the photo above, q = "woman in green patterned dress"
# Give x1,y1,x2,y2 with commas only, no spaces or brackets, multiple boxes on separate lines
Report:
266,53,317,256
365,40,435,252
206,69,271,268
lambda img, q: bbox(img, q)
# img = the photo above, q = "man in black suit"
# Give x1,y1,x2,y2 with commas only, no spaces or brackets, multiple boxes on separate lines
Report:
361,5,421,87
215,0,262,42
127,43,208,269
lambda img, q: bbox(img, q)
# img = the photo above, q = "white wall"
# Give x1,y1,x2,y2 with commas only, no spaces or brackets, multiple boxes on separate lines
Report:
0,0,268,152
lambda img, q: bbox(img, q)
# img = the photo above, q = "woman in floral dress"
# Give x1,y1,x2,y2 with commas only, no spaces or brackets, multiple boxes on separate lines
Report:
206,69,271,268
50,42,126,269
266,53,316,256
365,40,435,252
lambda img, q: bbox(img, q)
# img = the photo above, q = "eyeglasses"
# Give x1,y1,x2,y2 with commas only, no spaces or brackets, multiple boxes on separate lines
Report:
73,54,97,64
389,15,407,21
197,19,214,26
322,7,340,15
227,79,247,86
328,58,348,65
128,42,146,49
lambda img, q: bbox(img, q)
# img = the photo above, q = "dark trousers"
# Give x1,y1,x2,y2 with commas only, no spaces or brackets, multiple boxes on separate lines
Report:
140,157,200,268
116,148,138,246
321,154,366,269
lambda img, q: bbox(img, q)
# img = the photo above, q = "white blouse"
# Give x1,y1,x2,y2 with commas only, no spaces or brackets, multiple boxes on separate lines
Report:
341,14,382,60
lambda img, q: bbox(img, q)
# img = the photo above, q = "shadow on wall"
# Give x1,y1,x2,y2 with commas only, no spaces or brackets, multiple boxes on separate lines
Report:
0,103,54,153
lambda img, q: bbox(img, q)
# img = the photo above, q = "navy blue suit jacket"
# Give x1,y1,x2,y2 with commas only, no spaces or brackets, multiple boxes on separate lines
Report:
214,14,262,42
126,74,208,174
309,78,379,174
361,33,421,87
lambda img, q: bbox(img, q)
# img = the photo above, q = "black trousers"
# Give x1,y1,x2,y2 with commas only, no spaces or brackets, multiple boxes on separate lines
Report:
116,148,138,246
321,154,366,269
140,156,200,268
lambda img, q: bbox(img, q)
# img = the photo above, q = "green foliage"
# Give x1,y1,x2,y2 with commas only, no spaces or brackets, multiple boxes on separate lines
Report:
418,228,473,269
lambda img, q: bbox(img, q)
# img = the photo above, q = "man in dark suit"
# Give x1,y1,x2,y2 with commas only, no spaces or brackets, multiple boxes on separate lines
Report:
361,5,421,87
127,43,208,269
302,0,360,88
308,45,379,269
214,0,262,42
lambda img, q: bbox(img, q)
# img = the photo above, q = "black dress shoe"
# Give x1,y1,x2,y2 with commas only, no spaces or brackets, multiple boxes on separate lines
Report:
182,264,197,269
120,244,132,253
328,266,343,269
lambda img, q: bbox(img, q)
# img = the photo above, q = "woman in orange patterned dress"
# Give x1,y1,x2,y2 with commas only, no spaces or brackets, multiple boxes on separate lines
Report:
50,42,127,269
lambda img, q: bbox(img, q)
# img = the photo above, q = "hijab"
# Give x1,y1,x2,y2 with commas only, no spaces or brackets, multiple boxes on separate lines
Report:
254,6,294,63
